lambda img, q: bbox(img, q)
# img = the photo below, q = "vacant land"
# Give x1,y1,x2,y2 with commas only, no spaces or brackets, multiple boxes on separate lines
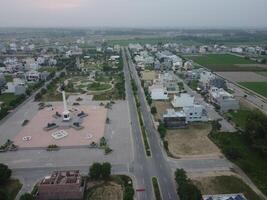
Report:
193,175,261,200
152,101,171,121
165,123,220,157
225,108,252,129
2,179,22,200
187,54,267,71
217,72,267,82
210,132,267,196
0,93,18,105
239,82,267,98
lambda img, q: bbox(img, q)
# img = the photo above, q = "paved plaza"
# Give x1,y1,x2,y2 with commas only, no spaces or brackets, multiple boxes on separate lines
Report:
14,105,107,148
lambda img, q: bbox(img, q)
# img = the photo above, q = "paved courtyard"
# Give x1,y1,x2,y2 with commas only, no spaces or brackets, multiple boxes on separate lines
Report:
14,105,107,148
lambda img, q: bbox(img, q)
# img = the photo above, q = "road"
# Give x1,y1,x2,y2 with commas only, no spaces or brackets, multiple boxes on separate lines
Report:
123,48,179,200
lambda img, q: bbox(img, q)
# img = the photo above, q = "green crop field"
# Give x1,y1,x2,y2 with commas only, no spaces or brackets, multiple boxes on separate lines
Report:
186,54,267,71
239,82,267,98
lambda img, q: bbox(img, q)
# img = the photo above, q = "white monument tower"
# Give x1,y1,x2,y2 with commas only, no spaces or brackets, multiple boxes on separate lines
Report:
61,86,70,121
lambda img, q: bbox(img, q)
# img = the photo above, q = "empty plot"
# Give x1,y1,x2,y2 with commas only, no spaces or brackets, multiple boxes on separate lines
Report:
165,123,220,157
217,72,267,82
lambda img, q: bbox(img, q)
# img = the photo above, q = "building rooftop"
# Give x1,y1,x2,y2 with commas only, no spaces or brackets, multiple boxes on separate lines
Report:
203,193,247,200
40,170,81,186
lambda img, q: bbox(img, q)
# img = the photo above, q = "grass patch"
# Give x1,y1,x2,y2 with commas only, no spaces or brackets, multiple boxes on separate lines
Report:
193,175,262,200
4,75,13,82
186,54,265,71
239,82,267,98
0,93,17,106
210,131,267,196
226,109,252,130
1,179,22,200
152,177,162,200
88,82,112,91
38,66,59,73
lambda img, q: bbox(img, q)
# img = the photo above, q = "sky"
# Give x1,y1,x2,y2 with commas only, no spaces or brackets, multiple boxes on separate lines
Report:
0,0,266,28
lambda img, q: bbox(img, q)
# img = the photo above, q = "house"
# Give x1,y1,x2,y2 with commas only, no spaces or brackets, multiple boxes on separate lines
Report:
171,93,195,108
4,78,26,95
25,70,40,81
183,104,208,122
163,109,186,128
209,87,239,113
37,170,85,200
158,72,179,94
148,85,168,100
40,71,51,81
203,193,246,200
199,71,215,90
183,60,194,71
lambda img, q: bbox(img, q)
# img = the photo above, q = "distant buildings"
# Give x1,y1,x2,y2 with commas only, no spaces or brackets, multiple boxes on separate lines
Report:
203,193,246,200
37,170,85,200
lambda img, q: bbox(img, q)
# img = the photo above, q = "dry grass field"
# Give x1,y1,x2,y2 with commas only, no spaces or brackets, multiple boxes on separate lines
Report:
152,100,171,121
165,123,221,157
217,71,267,82
87,182,123,200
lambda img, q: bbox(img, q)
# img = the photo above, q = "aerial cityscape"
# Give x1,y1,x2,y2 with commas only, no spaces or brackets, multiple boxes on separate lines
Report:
0,1,267,200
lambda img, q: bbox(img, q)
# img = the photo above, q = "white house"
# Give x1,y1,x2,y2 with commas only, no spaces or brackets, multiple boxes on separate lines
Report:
25,70,40,82
209,87,239,113
184,104,208,122
199,71,216,90
171,93,195,108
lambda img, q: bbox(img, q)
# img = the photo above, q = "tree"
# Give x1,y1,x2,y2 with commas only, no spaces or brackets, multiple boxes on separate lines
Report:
19,193,34,200
0,163,11,184
151,106,157,115
101,162,111,179
89,163,102,180
124,186,135,200
158,123,167,139
0,189,8,200
175,168,187,185
178,182,202,200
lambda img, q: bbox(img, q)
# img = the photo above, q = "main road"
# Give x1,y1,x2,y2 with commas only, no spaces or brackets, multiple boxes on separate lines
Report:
122,48,179,200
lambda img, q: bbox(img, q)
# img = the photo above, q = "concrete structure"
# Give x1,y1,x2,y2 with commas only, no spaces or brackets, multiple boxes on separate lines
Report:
203,193,246,200
209,87,239,113
171,93,194,108
183,104,208,122
149,85,168,100
25,70,40,82
4,78,26,95
37,170,85,200
163,109,186,128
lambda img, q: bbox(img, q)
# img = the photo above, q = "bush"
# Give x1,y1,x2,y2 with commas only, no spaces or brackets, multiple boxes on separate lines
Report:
0,163,12,184
19,193,34,200
89,163,102,180
158,123,167,139
223,147,242,160
101,162,111,179
124,186,134,200
151,106,157,115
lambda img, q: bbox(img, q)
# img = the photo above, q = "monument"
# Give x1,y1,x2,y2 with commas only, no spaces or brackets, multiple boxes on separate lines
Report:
61,86,71,121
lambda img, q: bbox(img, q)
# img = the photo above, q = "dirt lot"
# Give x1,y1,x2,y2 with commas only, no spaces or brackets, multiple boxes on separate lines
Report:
165,123,221,157
87,182,123,200
217,71,267,82
192,175,261,200
152,100,171,121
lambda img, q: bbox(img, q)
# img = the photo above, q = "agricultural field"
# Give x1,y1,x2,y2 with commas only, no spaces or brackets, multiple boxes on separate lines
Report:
165,123,220,157
217,72,267,82
193,175,261,200
187,54,267,71
239,82,267,98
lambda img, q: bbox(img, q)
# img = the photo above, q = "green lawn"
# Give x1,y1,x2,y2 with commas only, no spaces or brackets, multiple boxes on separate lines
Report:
4,75,13,82
193,175,262,200
186,54,264,71
210,132,267,196
87,83,111,91
2,179,22,200
226,109,252,129
0,93,17,105
38,66,59,73
239,82,267,98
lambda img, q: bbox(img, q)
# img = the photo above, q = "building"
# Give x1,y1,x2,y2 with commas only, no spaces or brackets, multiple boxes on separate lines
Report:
37,170,85,200
199,71,215,90
163,109,186,128
149,85,168,100
203,193,247,200
171,93,195,108
25,70,40,81
209,87,239,113
183,104,208,122
141,70,156,86
158,72,179,94
4,78,26,95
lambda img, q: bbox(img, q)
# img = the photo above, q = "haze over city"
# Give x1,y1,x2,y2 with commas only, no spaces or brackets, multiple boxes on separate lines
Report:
0,0,267,28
